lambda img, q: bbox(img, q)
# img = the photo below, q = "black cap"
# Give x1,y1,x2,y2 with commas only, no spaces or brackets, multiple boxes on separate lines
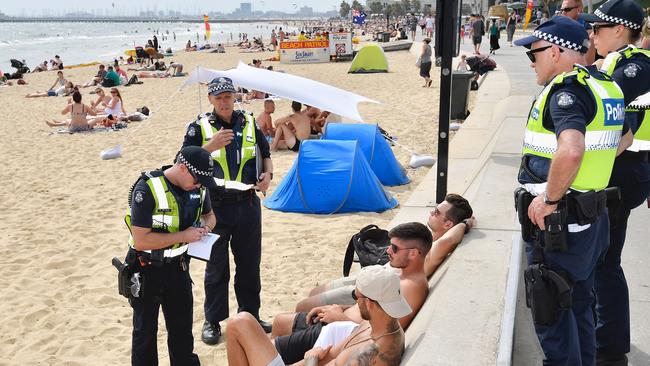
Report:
582,0,644,30
176,146,217,189
514,16,590,53
208,77,236,96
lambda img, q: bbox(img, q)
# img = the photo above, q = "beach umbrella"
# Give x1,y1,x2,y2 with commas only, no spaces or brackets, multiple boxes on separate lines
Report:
181,62,378,122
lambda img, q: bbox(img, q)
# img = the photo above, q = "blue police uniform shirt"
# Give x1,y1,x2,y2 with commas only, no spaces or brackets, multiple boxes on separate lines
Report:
130,169,212,230
610,51,650,133
182,110,271,198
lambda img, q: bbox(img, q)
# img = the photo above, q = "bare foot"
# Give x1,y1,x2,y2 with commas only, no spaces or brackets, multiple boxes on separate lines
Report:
45,120,55,127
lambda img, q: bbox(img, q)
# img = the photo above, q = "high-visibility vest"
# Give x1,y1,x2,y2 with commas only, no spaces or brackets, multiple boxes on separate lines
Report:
601,45,650,151
198,113,257,186
125,172,206,257
523,65,625,191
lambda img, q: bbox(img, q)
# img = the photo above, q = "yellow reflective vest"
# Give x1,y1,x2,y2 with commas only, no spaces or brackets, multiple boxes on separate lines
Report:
523,65,625,191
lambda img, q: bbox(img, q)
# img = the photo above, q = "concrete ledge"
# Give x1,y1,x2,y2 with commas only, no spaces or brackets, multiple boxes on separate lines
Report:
394,68,534,365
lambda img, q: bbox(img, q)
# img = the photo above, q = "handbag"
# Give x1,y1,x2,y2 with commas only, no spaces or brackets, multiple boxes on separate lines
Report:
415,56,422,68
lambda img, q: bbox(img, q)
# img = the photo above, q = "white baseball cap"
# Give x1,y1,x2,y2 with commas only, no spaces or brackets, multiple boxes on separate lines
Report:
356,265,412,319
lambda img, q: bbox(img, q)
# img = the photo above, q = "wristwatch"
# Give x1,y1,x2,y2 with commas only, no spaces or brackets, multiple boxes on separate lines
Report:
543,191,561,205
268,172,274,180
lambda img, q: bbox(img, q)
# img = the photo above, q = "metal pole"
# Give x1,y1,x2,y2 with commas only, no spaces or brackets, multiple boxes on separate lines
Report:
435,0,458,203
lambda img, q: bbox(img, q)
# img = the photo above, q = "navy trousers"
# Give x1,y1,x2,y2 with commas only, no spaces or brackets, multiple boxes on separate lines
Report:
131,258,200,366
526,211,610,366
204,194,262,323
595,159,650,356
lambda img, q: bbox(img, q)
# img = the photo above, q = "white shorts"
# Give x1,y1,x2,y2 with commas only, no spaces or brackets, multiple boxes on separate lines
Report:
267,354,286,366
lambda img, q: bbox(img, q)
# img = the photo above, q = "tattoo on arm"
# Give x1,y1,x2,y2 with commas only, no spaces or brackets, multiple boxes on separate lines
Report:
345,344,379,366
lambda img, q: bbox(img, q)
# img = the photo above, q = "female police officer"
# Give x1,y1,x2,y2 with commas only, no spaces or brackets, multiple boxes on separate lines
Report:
182,77,273,345
125,146,216,365
583,0,650,364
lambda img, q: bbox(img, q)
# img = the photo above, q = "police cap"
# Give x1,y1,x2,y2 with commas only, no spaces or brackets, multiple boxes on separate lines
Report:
514,16,590,53
176,146,218,188
581,0,644,30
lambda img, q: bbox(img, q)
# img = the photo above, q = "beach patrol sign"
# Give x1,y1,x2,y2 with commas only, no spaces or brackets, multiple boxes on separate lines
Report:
280,41,330,64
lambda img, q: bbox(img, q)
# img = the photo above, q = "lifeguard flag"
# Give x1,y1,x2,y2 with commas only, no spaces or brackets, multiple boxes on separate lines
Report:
523,0,534,30
352,10,367,25
204,15,211,40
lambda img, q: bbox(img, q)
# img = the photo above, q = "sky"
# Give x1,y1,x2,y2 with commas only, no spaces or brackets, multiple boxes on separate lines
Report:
2,0,359,16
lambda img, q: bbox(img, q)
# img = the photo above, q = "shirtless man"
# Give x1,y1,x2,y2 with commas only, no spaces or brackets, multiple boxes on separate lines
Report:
305,105,321,134
257,99,276,140
226,265,409,366
269,222,432,364
90,88,111,113
270,101,311,152
312,110,331,134
295,193,474,313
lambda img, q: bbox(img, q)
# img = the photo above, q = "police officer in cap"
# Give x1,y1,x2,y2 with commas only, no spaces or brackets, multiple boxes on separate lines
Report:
583,1,650,364
514,16,632,365
182,77,273,345
125,146,217,365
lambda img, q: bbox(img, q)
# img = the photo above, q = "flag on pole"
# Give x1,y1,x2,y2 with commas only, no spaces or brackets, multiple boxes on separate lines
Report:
352,9,367,25
523,0,534,30
204,15,211,40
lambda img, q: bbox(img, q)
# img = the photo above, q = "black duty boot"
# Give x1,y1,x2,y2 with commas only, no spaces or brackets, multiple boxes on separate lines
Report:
201,321,221,345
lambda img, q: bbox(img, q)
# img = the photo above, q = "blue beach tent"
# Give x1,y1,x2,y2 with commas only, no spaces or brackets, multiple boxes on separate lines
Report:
322,123,409,186
264,140,398,214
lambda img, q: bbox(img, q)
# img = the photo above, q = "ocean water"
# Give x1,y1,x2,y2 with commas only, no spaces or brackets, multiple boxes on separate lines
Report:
0,21,298,72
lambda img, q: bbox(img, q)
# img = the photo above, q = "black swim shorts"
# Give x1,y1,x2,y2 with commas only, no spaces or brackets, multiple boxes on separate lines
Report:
274,312,324,364
290,138,301,152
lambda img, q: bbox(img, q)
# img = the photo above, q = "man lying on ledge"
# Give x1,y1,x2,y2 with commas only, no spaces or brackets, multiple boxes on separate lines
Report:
226,265,411,366
296,193,475,313
268,194,474,364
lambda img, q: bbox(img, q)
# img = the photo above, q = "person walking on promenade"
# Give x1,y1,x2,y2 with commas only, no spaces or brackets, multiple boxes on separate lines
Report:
489,19,501,55
181,77,274,345
583,0,650,364
506,11,517,46
514,16,632,365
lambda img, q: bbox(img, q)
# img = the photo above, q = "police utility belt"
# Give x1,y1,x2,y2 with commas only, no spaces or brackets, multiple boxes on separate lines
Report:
514,185,619,326
112,246,189,300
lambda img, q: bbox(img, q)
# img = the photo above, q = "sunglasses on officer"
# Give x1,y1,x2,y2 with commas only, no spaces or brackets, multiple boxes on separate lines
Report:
526,45,564,63
592,23,619,35
186,166,200,186
560,6,578,13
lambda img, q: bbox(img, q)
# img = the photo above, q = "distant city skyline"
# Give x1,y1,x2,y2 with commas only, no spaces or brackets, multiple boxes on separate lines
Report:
1,0,358,16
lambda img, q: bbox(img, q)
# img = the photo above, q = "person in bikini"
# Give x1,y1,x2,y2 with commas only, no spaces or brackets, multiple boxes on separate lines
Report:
89,87,126,127
226,265,410,366
45,90,99,132
270,101,311,152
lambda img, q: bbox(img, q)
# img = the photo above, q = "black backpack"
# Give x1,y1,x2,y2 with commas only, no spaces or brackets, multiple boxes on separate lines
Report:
342,225,390,276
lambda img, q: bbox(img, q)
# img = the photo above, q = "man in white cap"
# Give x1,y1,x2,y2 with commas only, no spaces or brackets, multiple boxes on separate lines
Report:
225,265,411,366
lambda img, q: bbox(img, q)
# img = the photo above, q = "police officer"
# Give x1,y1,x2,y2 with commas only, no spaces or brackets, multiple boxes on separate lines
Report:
182,77,273,345
514,16,632,365
583,1,650,364
125,146,217,366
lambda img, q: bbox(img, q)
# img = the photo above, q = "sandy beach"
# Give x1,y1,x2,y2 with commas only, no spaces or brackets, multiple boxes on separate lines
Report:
0,43,448,364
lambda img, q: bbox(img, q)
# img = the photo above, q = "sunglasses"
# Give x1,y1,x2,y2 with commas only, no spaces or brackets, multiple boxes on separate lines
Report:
351,289,372,301
525,45,563,62
560,6,578,13
390,243,418,253
187,168,200,185
592,23,619,34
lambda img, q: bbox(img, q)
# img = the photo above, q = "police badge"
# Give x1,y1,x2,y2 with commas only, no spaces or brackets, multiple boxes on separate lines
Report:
624,63,639,78
187,127,196,137
134,191,145,204
557,92,575,108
